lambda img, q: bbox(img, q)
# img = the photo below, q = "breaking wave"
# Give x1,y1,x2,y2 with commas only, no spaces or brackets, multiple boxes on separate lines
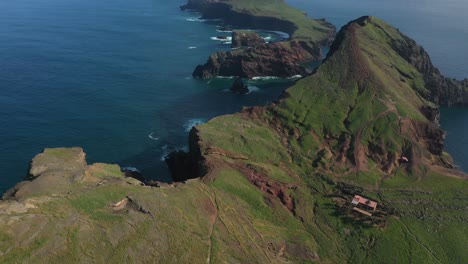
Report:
251,76,280,81
183,118,206,132
148,132,159,141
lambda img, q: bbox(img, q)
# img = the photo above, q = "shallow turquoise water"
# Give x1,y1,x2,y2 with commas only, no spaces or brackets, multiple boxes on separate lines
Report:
0,0,466,193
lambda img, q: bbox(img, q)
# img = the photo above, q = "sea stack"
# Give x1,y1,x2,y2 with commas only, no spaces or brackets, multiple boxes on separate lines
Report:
230,77,249,94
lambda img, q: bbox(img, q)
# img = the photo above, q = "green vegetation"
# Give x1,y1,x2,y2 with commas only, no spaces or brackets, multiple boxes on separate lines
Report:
0,15,465,264
223,0,332,41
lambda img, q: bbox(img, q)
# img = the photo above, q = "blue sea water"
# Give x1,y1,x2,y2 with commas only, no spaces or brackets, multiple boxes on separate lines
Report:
0,0,295,192
0,0,466,193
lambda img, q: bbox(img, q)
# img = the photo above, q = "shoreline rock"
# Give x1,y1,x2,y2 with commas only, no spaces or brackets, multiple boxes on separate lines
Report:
230,77,249,94
193,40,320,79
182,0,336,79
231,30,265,48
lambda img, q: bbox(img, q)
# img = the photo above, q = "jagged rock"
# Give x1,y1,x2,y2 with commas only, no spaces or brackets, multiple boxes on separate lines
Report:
391,29,468,105
230,77,249,94
193,40,320,78
183,0,335,79
165,150,198,182
231,30,265,48
121,167,145,182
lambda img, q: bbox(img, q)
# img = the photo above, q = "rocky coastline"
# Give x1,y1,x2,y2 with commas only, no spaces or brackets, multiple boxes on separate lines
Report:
0,1,467,262
182,0,336,79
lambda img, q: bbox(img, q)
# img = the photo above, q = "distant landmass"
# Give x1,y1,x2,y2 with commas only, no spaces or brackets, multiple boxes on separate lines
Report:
184,0,336,79
0,1,467,263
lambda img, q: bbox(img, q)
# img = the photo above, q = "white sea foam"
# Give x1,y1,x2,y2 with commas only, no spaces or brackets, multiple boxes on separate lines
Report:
160,145,169,161
183,118,206,132
210,36,232,41
215,76,235,79
121,167,141,173
288,75,303,79
216,29,233,33
222,41,232,45
186,17,203,22
160,145,189,161
247,85,260,93
188,46,197,49
263,36,272,41
251,76,280,81
186,17,222,22
148,132,159,141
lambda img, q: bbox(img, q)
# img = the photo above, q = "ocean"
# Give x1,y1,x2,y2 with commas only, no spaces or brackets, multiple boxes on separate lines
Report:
0,0,466,193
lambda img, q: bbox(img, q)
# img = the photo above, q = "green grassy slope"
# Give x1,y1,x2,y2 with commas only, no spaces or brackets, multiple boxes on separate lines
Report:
191,16,468,262
184,0,334,42
224,0,332,41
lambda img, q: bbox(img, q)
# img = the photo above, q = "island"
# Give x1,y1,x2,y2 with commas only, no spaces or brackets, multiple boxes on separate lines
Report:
0,3,467,264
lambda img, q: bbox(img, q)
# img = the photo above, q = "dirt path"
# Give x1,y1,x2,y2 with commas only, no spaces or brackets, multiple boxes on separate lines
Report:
397,218,443,264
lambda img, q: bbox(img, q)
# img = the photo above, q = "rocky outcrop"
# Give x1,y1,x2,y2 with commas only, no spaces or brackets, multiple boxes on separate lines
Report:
230,77,249,94
193,40,320,78
231,30,265,48
391,32,468,105
182,0,335,78
2,148,143,200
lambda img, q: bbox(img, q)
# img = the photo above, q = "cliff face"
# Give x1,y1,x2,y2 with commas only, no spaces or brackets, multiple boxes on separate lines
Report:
183,0,336,79
391,32,468,105
231,30,265,48
193,40,320,78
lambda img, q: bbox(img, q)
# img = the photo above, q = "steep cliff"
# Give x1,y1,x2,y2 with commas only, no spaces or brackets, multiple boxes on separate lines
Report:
193,40,320,78
231,30,265,48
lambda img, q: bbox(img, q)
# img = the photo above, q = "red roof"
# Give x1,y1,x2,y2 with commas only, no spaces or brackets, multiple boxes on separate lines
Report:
352,195,378,210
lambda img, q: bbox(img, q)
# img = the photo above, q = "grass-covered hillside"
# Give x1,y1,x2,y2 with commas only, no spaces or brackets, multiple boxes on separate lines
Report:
191,16,468,262
0,17,466,263
183,0,334,42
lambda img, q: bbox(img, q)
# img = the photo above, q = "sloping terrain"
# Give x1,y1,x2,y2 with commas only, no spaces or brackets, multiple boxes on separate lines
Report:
0,17,467,263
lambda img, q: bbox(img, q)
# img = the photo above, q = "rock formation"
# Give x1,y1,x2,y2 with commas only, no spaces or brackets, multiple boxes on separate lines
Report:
231,30,265,48
193,40,320,78
230,77,249,94
183,0,336,78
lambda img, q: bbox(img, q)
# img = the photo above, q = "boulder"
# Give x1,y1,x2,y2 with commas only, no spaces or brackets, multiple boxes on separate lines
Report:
231,30,265,48
230,77,249,94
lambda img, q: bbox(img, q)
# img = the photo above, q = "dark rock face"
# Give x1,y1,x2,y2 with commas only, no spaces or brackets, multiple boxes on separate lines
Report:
391,34,468,105
230,77,249,94
165,151,196,182
193,40,320,79
182,0,335,79
231,30,265,48
122,168,145,182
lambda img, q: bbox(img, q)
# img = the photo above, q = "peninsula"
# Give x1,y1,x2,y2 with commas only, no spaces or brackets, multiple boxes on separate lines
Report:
0,2,467,263
183,0,336,78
